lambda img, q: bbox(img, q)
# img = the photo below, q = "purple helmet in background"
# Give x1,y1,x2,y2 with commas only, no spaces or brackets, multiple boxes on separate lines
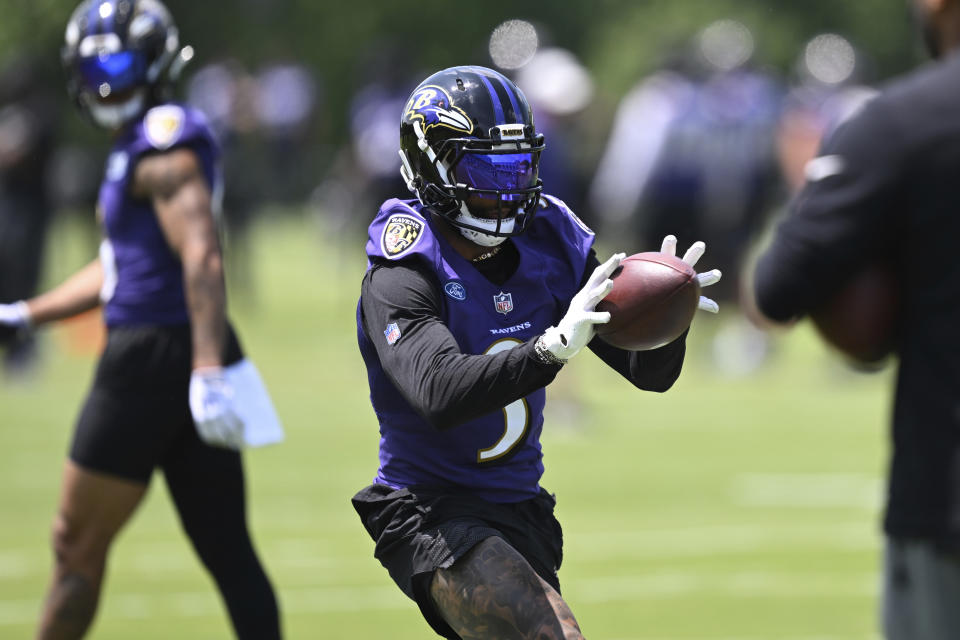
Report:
62,0,191,129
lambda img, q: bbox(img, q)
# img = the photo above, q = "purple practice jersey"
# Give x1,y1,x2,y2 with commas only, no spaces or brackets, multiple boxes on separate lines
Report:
97,103,221,327
358,196,594,502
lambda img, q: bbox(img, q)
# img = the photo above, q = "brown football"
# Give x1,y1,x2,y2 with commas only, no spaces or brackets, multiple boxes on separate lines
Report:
810,263,898,367
595,252,700,351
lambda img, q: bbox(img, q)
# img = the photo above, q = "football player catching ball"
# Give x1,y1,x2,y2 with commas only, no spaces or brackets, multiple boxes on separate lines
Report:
352,65,720,639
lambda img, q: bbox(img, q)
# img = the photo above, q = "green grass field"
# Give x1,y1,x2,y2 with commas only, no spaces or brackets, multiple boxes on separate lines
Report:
0,214,890,639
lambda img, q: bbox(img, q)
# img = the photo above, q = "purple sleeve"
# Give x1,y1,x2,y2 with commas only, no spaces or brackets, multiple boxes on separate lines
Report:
127,104,220,187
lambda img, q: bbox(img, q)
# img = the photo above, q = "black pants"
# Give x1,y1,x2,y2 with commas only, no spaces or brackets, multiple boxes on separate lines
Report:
71,325,281,639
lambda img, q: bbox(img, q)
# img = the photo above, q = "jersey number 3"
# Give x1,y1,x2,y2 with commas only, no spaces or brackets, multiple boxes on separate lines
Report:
477,338,530,463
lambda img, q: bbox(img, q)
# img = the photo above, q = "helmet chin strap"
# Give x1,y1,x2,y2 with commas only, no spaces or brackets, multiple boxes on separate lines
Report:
84,89,147,129
454,203,513,247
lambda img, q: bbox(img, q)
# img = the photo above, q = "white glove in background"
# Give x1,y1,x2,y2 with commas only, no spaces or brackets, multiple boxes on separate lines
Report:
189,359,285,450
541,252,625,362
659,235,723,313
189,366,244,449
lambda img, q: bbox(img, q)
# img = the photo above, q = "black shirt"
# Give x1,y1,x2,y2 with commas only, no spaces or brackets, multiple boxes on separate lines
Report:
360,241,687,431
754,51,960,544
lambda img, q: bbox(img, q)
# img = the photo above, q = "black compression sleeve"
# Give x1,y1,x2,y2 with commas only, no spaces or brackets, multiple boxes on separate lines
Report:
359,259,562,430
582,249,687,391
587,330,687,392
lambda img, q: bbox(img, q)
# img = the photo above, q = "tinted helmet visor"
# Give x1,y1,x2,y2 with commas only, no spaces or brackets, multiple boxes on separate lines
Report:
77,50,146,96
453,150,540,200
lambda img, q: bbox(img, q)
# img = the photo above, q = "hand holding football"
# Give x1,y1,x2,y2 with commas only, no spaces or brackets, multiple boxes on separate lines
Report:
810,263,898,368
595,252,701,351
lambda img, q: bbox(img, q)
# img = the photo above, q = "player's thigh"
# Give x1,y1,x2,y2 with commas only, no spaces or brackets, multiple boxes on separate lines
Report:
430,536,581,640
61,383,170,557
53,460,148,558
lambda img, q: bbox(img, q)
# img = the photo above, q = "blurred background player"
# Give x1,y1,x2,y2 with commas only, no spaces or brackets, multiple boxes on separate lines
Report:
588,19,782,374
185,56,320,298
185,58,263,294
750,0,960,637
307,40,413,265
0,1,281,638
514,46,596,222
351,65,720,639
0,55,58,374
589,19,781,304
775,33,877,195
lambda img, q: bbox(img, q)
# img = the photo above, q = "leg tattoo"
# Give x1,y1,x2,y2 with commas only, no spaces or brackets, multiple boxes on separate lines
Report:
38,571,99,640
430,537,584,640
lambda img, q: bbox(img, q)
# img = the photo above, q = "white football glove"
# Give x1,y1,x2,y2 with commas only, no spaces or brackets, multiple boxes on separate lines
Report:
540,252,626,362
660,235,722,313
0,301,31,329
189,366,244,449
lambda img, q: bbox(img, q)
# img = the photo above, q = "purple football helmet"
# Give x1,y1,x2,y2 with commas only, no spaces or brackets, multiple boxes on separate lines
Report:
399,66,545,246
62,0,191,129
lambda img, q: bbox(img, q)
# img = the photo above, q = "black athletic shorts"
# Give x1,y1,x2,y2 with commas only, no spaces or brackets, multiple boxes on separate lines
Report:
70,324,243,482
351,482,564,639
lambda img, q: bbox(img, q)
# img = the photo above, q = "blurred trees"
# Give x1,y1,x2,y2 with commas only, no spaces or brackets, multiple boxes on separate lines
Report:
0,0,920,174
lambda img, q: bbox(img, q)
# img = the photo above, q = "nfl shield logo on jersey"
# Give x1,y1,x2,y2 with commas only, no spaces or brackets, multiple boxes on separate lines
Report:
493,291,513,315
384,323,401,345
